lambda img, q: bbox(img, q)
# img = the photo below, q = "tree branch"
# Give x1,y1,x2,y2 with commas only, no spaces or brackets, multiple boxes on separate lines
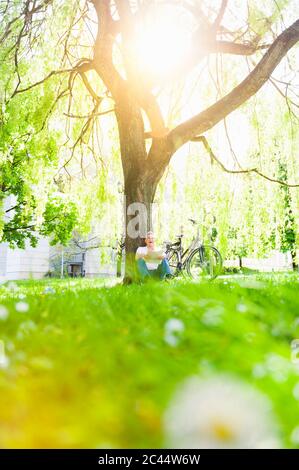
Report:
91,0,125,101
210,40,270,55
212,0,228,32
63,109,115,119
168,18,299,153
10,59,93,97
79,70,102,102
192,136,299,187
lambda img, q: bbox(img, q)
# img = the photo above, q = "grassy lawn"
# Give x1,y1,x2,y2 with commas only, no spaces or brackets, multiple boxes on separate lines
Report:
1,274,299,448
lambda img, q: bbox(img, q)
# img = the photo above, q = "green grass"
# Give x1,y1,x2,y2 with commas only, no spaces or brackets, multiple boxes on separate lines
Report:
1,274,299,448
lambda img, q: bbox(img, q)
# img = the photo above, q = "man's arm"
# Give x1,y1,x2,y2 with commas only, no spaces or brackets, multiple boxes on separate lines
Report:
156,251,166,260
145,250,166,260
136,247,166,261
135,247,145,260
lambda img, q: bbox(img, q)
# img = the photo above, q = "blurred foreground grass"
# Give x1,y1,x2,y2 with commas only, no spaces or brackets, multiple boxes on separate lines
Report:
1,273,299,448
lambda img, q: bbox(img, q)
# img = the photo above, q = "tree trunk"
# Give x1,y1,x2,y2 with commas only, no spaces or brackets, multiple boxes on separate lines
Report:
114,90,170,283
115,105,163,282
123,176,157,283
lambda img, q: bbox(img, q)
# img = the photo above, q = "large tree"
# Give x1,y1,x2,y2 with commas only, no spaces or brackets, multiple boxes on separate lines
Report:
1,0,299,279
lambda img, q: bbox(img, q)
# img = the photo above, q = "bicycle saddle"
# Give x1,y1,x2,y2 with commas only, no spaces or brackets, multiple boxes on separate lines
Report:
165,240,180,248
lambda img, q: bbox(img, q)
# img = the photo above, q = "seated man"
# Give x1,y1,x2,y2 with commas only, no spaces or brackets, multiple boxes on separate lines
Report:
135,231,172,280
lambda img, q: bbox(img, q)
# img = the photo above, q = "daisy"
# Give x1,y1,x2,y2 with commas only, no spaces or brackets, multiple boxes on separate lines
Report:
163,374,281,449
0,305,9,320
15,301,29,313
43,286,56,294
164,319,185,347
0,340,9,369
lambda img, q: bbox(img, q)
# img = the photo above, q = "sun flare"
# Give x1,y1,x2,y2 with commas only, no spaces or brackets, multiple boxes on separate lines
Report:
135,6,193,78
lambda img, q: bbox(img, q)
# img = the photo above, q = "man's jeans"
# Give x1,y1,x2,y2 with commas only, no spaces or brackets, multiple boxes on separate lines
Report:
136,258,172,280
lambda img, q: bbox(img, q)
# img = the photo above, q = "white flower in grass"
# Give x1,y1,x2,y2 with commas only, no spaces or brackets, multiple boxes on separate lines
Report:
252,363,267,379
164,319,185,347
164,375,281,449
17,320,37,340
201,306,224,326
0,305,9,320
292,382,299,401
265,353,291,383
15,301,29,313
238,279,266,289
0,354,9,369
6,281,19,292
291,426,299,445
236,303,248,313
43,286,55,294
0,341,9,370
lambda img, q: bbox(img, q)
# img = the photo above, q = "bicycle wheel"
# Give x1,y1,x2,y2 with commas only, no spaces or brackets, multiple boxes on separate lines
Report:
166,249,179,273
186,245,222,280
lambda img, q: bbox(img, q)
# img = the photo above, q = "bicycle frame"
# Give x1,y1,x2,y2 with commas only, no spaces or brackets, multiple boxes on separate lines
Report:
166,241,190,273
166,225,203,272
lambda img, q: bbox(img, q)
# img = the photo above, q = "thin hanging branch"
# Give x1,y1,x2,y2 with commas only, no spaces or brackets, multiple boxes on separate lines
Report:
191,136,299,188
10,60,93,99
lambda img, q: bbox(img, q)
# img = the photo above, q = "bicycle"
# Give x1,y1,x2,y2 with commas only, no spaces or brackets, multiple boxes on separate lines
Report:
165,219,223,280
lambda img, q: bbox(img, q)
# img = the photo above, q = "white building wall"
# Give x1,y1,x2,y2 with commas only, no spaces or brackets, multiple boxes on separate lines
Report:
0,195,51,280
224,250,296,271
1,238,50,280
84,248,101,277
84,247,116,277
0,244,8,277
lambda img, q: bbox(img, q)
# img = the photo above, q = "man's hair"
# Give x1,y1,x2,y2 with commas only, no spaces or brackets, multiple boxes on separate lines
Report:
146,231,154,238
140,231,154,246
